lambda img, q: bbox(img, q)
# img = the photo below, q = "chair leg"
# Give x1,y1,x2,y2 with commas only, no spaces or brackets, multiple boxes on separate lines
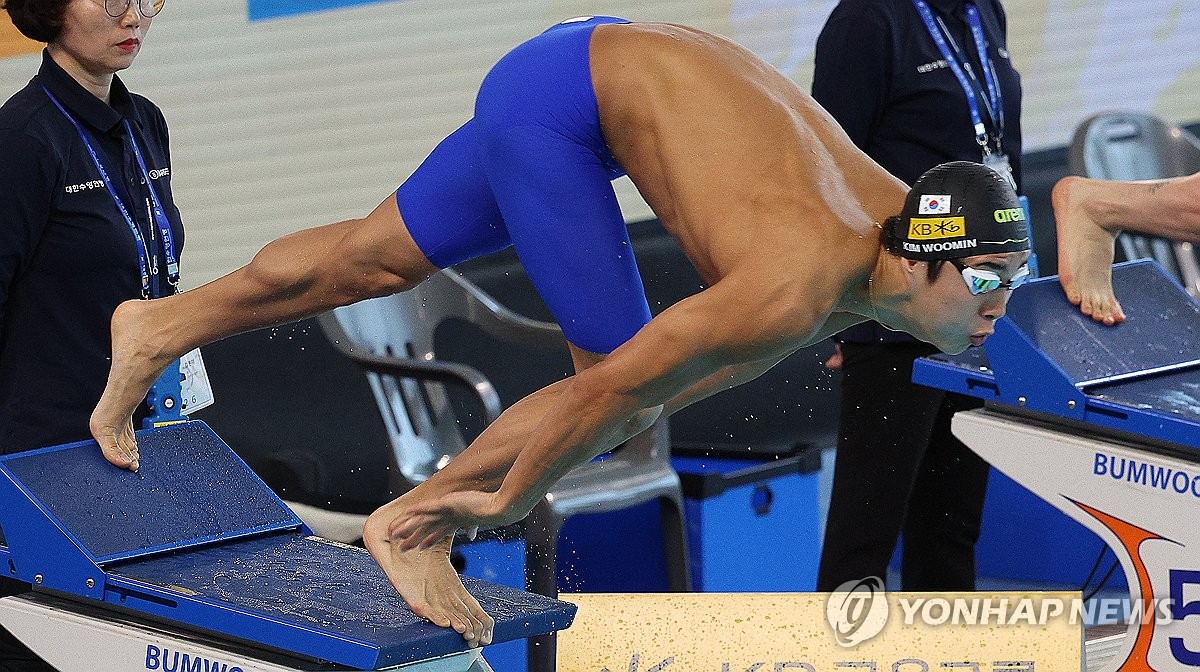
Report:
660,494,692,592
525,502,561,672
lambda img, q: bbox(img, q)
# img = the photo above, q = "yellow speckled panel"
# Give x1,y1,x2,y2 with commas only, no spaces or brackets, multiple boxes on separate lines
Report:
559,592,1082,671
0,14,39,58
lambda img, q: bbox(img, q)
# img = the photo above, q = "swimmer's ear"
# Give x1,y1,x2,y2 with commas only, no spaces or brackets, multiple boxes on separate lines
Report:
900,257,925,290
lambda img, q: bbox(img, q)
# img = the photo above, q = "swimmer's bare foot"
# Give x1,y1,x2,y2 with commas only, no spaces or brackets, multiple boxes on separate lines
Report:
364,496,494,647
90,299,178,471
1052,176,1126,325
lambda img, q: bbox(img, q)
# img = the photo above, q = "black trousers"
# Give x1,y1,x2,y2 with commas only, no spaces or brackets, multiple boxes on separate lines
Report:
0,578,54,671
817,341,991,592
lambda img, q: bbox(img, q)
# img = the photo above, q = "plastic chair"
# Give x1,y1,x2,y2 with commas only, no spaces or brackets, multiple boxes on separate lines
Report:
315,269,691,672
1068,111,1200,297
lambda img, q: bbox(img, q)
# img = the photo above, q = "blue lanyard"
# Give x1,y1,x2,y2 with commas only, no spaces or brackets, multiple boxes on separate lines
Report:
42,87,179,298
964,4,1003,140
125,118,180,288
911,1,1004,153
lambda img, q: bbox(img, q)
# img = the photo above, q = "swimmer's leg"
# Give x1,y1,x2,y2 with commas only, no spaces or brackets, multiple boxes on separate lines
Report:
476,124,650,355
93,196,439,471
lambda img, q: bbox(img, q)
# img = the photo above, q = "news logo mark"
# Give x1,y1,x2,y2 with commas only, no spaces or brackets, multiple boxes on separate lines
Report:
826,576,889,647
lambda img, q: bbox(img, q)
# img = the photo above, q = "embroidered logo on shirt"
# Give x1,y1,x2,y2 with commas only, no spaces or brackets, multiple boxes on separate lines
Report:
916,59,949,74
149,167,170,180
65,180,104,194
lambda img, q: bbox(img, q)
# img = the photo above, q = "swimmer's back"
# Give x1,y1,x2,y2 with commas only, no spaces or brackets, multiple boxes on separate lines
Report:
589,22,904,282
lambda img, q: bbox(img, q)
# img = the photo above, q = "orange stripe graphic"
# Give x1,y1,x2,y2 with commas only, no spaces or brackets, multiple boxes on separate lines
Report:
1072,499,1168,672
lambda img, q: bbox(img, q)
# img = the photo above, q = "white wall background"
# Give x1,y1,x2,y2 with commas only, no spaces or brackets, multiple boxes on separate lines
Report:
2,0,1198,286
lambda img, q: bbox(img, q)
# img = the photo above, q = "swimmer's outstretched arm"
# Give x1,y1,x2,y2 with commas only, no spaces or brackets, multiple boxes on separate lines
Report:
660,356,786,417
90,199,433,471
391,272,819,549
661,311,865,415
1054,172,1200,325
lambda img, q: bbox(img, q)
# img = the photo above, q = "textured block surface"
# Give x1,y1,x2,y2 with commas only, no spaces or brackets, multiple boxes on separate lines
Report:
0,422,300,563
112,533,576,665
1007,262,1200,385
1090,367,1200,426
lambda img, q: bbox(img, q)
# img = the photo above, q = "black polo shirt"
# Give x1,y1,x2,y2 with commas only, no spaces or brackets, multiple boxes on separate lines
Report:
0,51,184,454
813,0,1022,343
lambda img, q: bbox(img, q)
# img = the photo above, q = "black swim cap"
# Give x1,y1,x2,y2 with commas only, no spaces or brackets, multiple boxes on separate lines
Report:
884,161,1030,261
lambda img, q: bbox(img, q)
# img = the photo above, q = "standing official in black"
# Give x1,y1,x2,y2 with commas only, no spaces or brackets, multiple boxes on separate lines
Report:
813,0,1023,591
0,0,182,667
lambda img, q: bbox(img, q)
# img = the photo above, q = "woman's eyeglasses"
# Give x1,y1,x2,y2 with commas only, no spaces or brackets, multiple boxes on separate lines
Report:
101,0,166,18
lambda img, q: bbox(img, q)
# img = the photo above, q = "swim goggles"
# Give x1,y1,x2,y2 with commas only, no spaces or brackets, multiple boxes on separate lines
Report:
948,259,1030,295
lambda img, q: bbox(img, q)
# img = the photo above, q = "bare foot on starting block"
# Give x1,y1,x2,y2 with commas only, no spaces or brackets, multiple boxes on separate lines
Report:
364,496,494,648
1052,176,1126,325
91,299,178,472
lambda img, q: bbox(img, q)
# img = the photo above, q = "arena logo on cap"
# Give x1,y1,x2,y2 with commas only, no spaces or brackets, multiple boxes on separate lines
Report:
918,194,951,215
908,216,966,240
994,208,1026,223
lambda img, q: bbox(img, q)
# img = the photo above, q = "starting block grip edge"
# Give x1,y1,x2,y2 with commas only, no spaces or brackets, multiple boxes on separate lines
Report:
0,421,303,566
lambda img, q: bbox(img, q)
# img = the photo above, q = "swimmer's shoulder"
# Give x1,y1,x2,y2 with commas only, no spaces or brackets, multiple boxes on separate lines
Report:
593,21,739,55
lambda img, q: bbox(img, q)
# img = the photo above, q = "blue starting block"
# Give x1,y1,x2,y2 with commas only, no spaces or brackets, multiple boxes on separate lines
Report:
914,260,1200,670
0,421,575,671
916,260,1200,450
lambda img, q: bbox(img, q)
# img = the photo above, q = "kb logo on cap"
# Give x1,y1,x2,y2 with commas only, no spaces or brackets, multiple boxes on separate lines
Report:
909,216,966,240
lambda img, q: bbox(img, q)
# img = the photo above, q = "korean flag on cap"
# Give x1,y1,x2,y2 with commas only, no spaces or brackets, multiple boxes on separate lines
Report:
919,195,951,215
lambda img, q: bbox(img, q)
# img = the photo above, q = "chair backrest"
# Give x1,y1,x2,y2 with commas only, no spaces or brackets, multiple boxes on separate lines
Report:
322,273,475,487
1069,111,1200,182
320,271,565,489
1067,111,1200,294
